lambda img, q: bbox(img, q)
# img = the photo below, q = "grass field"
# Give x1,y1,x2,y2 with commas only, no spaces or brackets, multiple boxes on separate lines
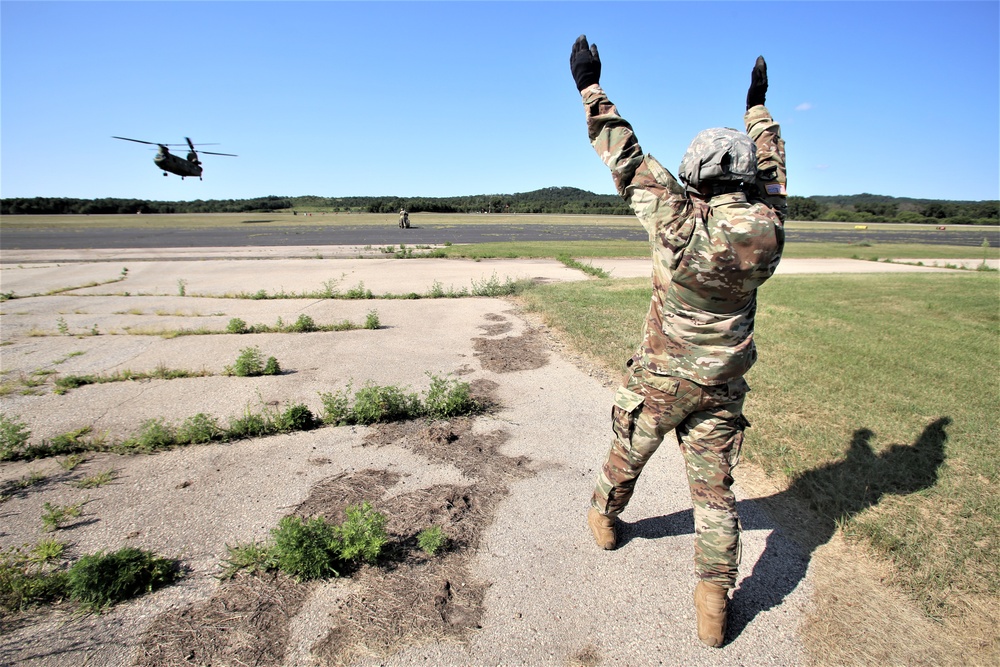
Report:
520,271,999,623
3,210,997,232
437,239,1000,261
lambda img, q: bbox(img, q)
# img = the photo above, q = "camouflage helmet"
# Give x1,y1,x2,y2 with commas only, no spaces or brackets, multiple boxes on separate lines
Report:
678,128,756,189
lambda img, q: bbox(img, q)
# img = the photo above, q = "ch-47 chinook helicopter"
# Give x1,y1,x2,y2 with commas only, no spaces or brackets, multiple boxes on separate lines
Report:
112,136,237,180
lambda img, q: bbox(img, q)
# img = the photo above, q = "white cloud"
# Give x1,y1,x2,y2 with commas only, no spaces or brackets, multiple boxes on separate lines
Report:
795,102,813,112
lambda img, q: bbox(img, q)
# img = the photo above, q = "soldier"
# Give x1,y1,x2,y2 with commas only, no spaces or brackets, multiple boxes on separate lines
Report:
399,208,410,228
570,35,787,647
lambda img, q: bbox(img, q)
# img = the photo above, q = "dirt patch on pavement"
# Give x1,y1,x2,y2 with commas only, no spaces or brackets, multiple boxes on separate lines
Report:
133,389,535,665
310,418,536,664
478,312,514,336
136,572,309,667
473,325,548,373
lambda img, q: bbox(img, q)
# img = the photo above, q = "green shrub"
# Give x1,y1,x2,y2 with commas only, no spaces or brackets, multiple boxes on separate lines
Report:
345,282,372,299
319,386,353,426
417,526,448,555
290,314,317,332
176,413,223,444
227,346,266,377
422,374,478,419
65,547,178,610
271,516,341,580
41,426,94,456
0,414,31,461
337,502,387,564
263,356,281,376
364,310,381,330
119,418,175,453
274,404,316,432
352,383,418,425
226,318,248,334
227,409,273,440
470,272,523,296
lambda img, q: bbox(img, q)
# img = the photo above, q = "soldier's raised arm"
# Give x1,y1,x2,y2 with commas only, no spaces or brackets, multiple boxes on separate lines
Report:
570,35,689,237
744,56,788,222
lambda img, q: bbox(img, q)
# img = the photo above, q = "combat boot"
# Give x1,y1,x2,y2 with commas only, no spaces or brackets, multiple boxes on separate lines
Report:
587,507,616,550
693,581,728,647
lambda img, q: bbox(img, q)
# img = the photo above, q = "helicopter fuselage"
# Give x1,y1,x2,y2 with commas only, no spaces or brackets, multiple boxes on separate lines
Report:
154,149,203,179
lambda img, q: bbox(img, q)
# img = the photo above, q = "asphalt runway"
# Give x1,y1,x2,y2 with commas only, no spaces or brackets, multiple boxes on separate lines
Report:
1,223,998,250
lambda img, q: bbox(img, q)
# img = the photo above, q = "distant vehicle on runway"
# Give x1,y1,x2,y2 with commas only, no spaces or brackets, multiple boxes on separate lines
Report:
112,136,237,180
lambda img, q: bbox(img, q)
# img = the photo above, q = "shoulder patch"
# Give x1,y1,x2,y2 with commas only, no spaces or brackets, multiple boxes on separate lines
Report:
765,183,787,196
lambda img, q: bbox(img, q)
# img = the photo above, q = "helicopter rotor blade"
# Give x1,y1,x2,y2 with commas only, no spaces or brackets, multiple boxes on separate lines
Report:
199,150,238,157
112,136,159,146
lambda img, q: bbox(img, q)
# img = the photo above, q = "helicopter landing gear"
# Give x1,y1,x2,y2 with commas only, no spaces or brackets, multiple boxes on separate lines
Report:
163,172,168,177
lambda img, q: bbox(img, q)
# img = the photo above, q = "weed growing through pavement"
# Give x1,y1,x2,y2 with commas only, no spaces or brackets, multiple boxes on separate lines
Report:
557,253,611,278
417,526,448,555
226,317,248,334
364,310,381,329
30,538,66,565
345,282,373,299
225,346,281,377
0,414,32,461
40,501,84,531
320,277,340,298
0,542,69,612
176,279,187,297
64,547,179,611
1,420,103,460
422,373,478,419
120,419,176,454
54,366,212,394
270,515,343,580
223,502,388,582
470,272,525,296
319,374,483,426
72,469,117,489
6,376,480,461
53,351,86,365
272,403,317,432
290,314,317,332
58,454,87,471
1,471,47,499
176,413,224,445
57,317,69,335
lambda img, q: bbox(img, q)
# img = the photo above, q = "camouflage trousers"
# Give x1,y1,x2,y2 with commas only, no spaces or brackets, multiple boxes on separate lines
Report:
591,363,749,589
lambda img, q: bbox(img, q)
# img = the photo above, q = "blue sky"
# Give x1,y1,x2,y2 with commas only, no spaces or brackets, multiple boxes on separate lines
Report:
2,1,998,202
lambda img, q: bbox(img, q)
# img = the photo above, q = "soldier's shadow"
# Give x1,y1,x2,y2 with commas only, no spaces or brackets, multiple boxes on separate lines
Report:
618,416,951,642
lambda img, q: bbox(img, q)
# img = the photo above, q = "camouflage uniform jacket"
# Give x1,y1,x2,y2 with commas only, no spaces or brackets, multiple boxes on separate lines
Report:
582,85,786,385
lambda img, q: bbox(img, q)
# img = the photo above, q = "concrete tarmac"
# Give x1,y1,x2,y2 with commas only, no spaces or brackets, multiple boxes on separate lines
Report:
0,249,981,666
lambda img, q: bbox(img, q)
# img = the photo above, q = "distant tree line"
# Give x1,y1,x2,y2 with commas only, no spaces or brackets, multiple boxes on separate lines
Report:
2,189,996,224
0,196,293,215
291,187,631,215
788,194,998,225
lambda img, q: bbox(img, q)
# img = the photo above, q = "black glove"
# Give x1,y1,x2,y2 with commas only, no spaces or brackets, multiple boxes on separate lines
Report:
570,34,601,92
746,55,768,109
